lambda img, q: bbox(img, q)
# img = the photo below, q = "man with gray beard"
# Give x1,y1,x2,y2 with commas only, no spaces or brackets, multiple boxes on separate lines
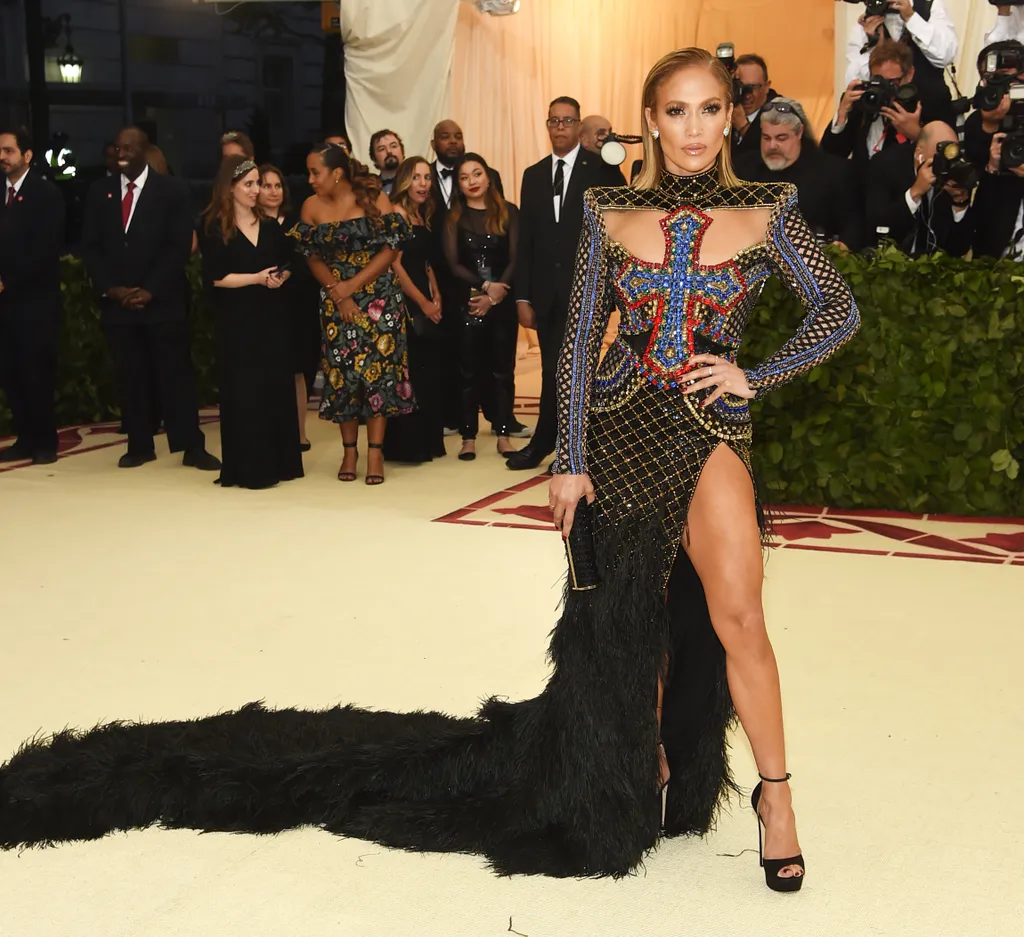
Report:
735,97,863,251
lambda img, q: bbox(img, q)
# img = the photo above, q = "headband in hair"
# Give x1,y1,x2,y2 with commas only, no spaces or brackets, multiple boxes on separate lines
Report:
232,159,257,180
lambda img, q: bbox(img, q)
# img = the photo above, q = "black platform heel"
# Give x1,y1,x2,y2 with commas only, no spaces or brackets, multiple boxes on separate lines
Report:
365,442,385,486
337,441,357,482
750,772,804,892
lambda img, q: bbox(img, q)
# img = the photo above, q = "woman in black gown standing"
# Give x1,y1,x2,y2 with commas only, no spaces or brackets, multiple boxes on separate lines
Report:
198,156,303,489
259,164,321,452
383,157,446,463
443,153,519,462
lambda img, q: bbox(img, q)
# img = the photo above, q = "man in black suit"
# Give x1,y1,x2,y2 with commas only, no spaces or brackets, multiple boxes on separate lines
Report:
580,115,629,186
428,119,525,437
865,120,973,256
82,126,219,470
731,54,782,157
971,132,1024,260
734,98,864,251
0,126,64,464
506,96,609,471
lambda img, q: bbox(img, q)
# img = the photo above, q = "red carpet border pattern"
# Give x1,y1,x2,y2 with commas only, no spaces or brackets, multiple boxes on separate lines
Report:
434,473,1024,566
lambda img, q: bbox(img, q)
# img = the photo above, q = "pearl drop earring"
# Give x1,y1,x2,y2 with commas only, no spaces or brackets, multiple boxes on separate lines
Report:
650,128,660,139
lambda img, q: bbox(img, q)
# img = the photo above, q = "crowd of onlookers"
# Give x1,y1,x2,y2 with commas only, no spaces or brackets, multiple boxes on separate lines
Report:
1,4,1022,481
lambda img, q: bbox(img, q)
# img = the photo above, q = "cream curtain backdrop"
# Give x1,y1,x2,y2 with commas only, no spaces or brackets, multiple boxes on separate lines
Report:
340,0,458,167
832,1,1011,112
450,0,837,202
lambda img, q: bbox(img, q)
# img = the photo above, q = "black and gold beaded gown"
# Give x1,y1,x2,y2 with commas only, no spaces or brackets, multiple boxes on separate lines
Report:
0,168,858,879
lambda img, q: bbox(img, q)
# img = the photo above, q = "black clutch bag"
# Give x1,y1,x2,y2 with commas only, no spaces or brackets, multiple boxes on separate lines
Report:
565,497,600,591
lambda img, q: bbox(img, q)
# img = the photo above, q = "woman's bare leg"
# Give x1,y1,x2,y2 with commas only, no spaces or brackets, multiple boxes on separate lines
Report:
339,420,358,477
295,375,310,445
366,415,386,479
682,444,802,877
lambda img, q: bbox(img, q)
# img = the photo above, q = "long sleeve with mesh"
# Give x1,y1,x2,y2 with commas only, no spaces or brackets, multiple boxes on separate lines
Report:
552,193,614,476
744,189,860,392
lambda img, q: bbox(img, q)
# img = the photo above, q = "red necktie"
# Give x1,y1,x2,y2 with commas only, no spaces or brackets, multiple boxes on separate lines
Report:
121,181,135,230
4,186,13,208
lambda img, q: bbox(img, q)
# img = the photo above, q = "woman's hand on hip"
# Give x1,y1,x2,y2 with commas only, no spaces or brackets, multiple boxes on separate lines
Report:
682,354,755,406
549,472,596,539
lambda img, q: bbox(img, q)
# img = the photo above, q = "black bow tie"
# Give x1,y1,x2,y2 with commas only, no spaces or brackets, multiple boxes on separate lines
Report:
440,167,454,179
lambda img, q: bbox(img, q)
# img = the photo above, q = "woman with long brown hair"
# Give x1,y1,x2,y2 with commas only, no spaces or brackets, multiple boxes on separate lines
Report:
382,156,446,463
259,163,320,452
197,155,303,489
290,142,414,485
443,152,519,461
0,50,857,890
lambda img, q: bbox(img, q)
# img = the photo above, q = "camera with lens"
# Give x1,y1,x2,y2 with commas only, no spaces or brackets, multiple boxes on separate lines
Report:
863,0,894,15
932,141,980,192
973,75,1012,113
857,76,919,116
715,43,755,100
1000,84,1024,171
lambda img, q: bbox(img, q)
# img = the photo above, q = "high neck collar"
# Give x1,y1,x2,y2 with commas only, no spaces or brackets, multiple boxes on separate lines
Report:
656,165,723,203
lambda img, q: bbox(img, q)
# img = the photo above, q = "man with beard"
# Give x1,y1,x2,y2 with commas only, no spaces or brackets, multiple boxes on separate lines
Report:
735,97,863,251
369,129,405,197
0,126,65,464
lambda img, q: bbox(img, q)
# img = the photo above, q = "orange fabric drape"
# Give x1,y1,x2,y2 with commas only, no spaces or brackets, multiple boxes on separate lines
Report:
451,0,836,203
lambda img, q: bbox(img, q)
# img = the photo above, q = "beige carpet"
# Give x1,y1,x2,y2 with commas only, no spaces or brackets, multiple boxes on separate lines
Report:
1,360,1022,936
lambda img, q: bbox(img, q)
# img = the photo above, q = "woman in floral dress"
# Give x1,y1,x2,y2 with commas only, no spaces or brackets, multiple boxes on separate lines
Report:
290,142,414,485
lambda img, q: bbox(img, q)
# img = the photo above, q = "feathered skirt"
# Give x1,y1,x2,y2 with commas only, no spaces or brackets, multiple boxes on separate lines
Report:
0,382,764,878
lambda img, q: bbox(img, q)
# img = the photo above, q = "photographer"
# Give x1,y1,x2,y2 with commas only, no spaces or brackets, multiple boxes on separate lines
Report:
845,0,957,124
962,41,1024,172
983,5,1024,46
972,133,1024,260
823,40,927,174
730,54,782,155
735,98,864,250
865,120,975,256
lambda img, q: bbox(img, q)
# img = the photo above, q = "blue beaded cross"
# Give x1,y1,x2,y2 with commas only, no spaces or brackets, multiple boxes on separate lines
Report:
616,207,746,388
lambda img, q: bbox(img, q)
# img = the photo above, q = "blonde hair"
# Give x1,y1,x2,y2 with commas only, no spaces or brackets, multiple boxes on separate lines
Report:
634,47,741,191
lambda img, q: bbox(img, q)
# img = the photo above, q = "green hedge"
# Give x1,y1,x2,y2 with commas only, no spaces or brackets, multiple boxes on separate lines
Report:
2,249,1022,517
742,246,1024,517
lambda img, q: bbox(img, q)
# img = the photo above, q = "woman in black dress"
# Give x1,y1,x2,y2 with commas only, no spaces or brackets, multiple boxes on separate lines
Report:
443,153,519,461
383,157,446,463
198,156,304,489
259,164,321,452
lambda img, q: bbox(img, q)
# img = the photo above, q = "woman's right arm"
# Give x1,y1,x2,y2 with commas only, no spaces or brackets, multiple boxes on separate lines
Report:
548,193,613,537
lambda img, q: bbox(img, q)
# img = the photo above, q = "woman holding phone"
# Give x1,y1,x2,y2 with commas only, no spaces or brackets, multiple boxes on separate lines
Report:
198,155,304,489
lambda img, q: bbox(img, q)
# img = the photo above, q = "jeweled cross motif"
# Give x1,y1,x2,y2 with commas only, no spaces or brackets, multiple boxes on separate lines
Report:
616,207,747,387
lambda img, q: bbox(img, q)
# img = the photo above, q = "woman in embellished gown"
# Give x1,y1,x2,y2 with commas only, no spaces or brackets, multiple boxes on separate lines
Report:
290,142,415,485
0,50,857,888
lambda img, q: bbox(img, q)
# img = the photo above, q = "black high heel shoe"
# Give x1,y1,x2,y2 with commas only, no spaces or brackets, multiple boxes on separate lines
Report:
750,772,805,892
337,441,357,482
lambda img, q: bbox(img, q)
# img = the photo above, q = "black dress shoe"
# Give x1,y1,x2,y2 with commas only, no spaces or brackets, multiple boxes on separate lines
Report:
299,442,312,452
505,445,553,471
118,452,157,468
183,449,222,471
32,451,58,465
0,444,32,463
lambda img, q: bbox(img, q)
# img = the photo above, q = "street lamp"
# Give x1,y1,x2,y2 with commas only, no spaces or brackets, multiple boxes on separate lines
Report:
57,43,83,83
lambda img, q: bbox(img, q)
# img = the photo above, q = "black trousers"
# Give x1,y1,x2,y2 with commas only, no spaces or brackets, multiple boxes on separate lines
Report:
531,304,568,456
459,301,517,440
103,318,204,456
439,284,463,430
0,312,59,456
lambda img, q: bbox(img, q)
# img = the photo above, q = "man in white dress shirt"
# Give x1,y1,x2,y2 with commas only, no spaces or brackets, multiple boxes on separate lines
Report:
984,5,1024,48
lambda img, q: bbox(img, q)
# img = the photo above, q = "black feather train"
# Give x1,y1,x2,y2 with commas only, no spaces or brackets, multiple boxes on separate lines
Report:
0,524,736,878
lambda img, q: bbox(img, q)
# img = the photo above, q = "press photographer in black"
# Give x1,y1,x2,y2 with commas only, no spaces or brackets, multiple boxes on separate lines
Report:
961,40,1024,172
842,0,958,125
734,98,864,250
865,120,975,256
824,39,929,173
971,102,1024,260
725,52,782,156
